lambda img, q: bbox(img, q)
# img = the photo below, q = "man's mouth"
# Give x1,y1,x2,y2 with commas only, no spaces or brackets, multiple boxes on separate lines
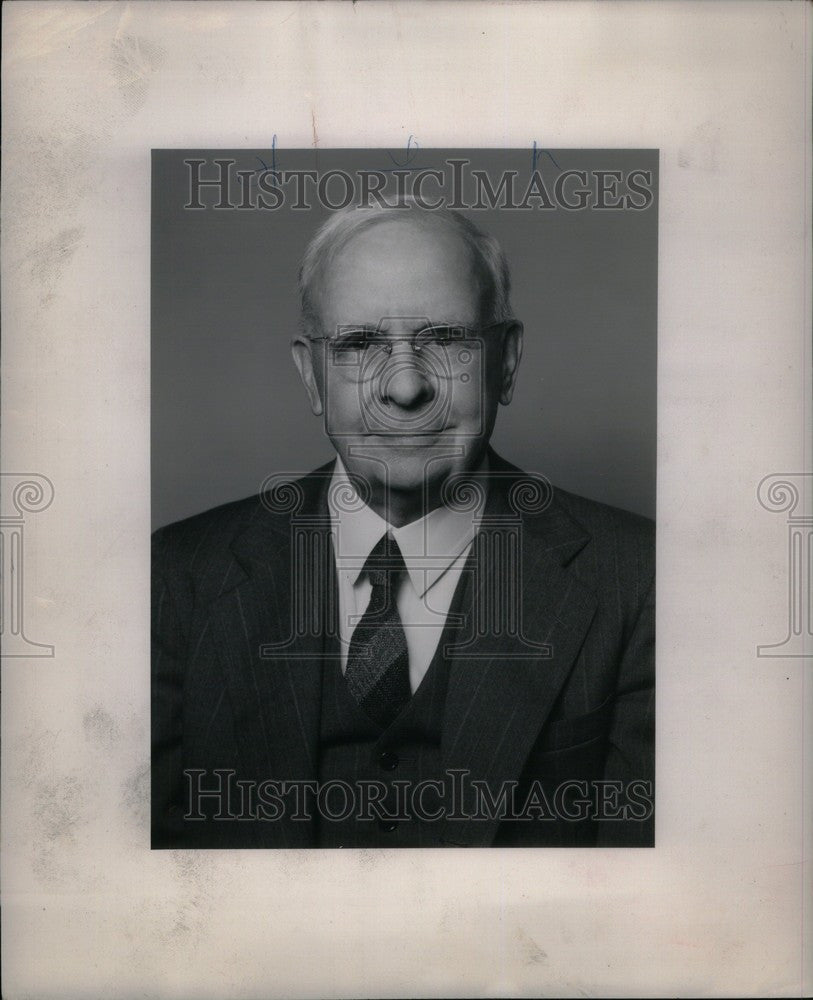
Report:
365,431,444,443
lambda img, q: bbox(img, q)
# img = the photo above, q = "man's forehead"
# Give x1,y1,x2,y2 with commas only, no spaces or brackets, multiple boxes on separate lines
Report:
342,213,469,250
317,215,485,322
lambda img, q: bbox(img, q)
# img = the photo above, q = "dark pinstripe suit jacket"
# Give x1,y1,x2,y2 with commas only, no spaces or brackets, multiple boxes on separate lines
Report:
152,451,655,848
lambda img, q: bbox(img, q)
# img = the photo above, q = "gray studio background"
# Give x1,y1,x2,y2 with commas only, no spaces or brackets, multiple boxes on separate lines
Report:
152,148,657,529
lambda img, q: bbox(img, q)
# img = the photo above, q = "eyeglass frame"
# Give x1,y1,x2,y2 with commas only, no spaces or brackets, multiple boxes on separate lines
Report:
302,319,513,358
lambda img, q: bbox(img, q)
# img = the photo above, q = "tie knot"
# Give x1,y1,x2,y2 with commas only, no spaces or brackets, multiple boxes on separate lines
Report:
364,533,405,590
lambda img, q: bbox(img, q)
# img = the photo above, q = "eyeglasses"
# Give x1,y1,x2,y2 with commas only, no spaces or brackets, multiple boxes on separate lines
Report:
306,321,509,369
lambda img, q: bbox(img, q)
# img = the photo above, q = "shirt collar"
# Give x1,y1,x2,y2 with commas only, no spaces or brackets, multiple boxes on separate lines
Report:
328,455,488,598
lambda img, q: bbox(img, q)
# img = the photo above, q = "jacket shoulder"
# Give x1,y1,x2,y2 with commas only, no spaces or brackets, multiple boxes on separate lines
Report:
552,486,655,588
153,493,265,568
553,486,654,542
152,461,334,584
489,450,653,554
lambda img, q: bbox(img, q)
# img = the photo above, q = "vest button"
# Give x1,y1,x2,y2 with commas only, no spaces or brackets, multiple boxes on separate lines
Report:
377,750,399,771
378,819,398,833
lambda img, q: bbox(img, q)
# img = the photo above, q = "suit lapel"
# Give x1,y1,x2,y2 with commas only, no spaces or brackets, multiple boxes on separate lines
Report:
207,468,336,847
440,462,598,846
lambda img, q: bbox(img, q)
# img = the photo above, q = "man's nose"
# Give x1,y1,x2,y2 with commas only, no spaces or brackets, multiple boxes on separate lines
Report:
378,345,435,410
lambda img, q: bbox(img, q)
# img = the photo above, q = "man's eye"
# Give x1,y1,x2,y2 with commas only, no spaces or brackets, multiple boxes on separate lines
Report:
416,326,457,346
332,332,369,352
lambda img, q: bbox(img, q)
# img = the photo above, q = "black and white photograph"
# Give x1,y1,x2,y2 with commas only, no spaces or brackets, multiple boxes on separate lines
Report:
151,150,657,849
2,2,809,997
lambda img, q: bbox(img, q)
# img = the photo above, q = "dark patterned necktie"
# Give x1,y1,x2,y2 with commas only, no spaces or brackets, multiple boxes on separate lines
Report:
344,533,411,727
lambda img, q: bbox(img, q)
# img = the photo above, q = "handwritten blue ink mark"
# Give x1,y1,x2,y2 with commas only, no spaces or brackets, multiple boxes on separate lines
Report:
254,134,279,178
387,134,420,168
531,141,561,173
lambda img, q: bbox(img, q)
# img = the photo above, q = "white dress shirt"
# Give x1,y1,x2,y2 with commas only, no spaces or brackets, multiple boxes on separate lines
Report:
328,457,488,694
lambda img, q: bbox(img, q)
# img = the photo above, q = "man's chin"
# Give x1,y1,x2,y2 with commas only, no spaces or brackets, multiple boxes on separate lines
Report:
346,451,466,494
335,430,485,491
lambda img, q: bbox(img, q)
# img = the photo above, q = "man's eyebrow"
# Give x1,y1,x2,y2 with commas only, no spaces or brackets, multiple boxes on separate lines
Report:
335,320,474,335
335,324,379,334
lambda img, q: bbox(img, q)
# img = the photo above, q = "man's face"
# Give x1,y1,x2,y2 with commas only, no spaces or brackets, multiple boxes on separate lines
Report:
293,216,522,511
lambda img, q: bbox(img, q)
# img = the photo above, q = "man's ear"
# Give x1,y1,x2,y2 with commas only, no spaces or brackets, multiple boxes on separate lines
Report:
499,320,524,406
291,337,324,416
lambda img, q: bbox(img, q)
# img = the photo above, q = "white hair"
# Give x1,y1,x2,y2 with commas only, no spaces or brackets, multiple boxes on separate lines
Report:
298,199,513,334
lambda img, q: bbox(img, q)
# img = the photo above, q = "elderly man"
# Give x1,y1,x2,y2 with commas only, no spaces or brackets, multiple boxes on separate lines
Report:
152,202,655,848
